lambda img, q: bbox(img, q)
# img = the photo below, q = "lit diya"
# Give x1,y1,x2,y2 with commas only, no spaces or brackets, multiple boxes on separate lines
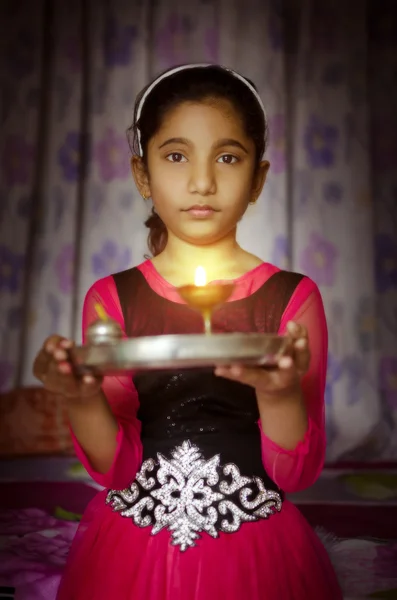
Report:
177,266,234,335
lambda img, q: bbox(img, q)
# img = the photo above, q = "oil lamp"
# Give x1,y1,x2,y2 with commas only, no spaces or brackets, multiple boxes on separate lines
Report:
177,266,234,334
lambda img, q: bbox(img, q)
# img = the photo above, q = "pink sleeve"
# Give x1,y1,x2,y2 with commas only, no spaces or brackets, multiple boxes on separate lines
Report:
70,276,143,490
260,277,327,493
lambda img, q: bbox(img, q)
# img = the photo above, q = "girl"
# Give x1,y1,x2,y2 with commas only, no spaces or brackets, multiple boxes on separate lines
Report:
34,64,342,599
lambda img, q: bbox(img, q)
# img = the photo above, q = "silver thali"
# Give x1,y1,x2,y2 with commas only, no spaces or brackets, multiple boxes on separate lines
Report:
71,332,288,375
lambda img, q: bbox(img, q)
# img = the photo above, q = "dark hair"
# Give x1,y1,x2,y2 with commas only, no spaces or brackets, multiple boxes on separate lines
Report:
127,65,268,257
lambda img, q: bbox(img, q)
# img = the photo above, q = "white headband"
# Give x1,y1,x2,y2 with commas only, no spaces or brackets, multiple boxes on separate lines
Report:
135,63,267,156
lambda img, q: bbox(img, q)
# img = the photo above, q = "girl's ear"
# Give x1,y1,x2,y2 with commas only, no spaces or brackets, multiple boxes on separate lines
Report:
131,156,151,198
251,160,270,202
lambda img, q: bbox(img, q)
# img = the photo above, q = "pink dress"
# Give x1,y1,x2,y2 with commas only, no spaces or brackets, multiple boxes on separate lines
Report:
57,260,342,600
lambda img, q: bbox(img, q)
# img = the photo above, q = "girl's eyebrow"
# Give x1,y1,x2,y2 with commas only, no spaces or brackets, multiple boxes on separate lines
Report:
213,138,249,154
158,137,249,154
158,137,191,149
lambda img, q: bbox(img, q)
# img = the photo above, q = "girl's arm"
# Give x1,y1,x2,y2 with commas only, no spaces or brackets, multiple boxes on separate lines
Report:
69,276,143,490
259,279,327,493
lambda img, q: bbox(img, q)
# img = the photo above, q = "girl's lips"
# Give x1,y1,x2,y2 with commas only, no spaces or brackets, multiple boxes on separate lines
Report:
187,208,215,218
184,205,218,218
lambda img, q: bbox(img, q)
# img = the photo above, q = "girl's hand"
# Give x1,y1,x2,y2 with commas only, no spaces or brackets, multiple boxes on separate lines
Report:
33,335,102,400
214,321,310,399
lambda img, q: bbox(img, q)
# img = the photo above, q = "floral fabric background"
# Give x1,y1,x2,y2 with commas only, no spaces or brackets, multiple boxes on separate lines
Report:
0,0,396,462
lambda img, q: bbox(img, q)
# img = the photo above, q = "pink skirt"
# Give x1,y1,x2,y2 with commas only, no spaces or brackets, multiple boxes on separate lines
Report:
56,490,342,599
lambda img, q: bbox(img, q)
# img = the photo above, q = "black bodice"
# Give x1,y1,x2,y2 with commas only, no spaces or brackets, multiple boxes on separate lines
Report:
113,266,303,490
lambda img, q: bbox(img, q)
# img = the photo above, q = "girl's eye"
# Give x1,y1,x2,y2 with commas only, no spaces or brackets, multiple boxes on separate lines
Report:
217,154,238,164
166,152,187,163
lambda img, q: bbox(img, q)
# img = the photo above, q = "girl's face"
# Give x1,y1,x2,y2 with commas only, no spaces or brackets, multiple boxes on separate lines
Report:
133,98,269,247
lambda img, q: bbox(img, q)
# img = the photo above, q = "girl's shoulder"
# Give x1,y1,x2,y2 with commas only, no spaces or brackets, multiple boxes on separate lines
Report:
85,273,119,298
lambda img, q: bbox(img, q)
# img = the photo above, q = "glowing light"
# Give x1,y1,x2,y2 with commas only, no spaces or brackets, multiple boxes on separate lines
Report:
194,266,207,286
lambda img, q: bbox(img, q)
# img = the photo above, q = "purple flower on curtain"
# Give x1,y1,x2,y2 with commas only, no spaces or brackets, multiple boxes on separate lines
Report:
375,234,397,293
325,354,343,406
271,235,289,269
204,27,219,62
304,116,338,168
103,18,137,67
0,246,24,293
344,356,366,405
6,30,36,78
58,132,89,183
155,14,195,67
300,233,338,286
323,181,344,204
268,114,286,174
55,244,75,294
91,240,132,277
94,128,130,182
0,360,14,392
355,297,376,353
379,357,397,410
2,135,35,186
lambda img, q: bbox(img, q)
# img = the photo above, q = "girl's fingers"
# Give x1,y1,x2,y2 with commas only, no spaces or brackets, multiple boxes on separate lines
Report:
57,361,72,374
278,356,293,369
45,335,65,353
284,322,310,375
286,321,308,340
54,348,67,361
33,334,102,399
293,336,310,374
60,339,74,349
215,364,242,379
215,364,265,388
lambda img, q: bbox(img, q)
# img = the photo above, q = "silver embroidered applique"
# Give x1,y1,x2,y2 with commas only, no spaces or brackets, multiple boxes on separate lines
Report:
106,441,282,551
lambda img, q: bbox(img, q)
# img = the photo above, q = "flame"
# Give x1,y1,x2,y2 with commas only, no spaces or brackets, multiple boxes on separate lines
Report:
194,266,207,286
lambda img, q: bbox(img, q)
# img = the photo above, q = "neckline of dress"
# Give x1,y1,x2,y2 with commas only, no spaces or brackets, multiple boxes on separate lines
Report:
144,259,268,289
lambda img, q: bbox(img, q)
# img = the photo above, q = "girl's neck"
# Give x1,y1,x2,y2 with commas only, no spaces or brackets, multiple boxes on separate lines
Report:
151,231,263,285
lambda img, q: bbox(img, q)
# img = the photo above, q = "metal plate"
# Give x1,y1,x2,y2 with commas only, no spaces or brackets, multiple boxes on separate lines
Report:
71,333,288,375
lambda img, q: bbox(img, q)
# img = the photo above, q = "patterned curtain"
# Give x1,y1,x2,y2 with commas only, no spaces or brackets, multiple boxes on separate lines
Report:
1,0,396,462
